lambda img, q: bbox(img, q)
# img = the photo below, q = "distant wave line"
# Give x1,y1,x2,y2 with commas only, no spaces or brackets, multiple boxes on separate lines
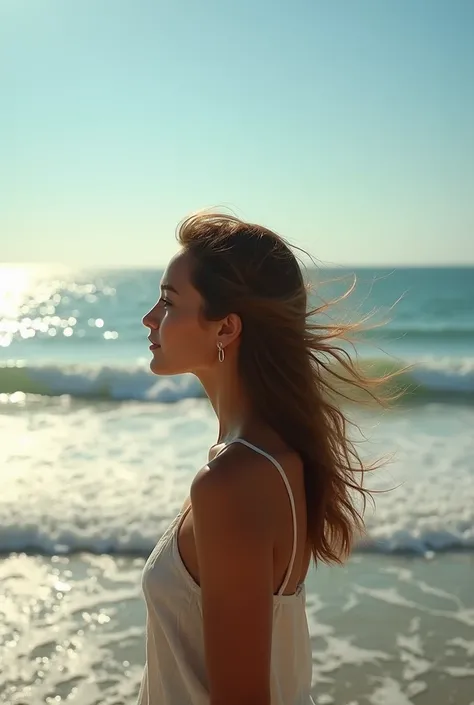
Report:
1,358,474,402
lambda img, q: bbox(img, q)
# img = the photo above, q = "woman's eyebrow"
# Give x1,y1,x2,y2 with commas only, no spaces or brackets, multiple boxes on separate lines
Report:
160,283,179,295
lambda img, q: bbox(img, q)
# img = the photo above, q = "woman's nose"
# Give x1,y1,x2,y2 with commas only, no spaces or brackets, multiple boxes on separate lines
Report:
142,305,159,329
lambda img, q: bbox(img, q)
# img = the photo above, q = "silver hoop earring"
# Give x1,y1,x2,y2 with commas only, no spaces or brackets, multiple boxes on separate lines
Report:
217,342,225,363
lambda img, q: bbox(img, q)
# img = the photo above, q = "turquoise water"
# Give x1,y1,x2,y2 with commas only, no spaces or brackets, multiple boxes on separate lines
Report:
2,266,474,363
1,266,473,399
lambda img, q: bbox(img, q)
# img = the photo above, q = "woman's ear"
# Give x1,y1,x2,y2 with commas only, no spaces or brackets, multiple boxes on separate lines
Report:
217,313,242,348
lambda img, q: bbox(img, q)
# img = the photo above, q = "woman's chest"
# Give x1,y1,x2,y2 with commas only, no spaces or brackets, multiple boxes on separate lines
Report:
142,517,180,595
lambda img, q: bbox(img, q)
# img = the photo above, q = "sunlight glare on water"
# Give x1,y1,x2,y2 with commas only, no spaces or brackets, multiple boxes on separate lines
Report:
0,266,36,318
0,265,77,349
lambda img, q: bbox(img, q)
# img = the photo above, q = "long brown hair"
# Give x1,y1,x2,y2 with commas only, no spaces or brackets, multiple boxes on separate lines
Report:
177,211,396,565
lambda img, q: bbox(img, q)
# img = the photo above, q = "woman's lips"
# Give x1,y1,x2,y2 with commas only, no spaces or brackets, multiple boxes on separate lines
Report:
149,343,160,350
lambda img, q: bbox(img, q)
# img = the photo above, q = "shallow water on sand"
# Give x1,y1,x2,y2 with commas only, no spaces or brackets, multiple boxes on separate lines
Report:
1,552,473,705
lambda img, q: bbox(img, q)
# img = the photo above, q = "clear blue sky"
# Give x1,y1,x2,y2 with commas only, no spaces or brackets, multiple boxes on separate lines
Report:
1,0,473,266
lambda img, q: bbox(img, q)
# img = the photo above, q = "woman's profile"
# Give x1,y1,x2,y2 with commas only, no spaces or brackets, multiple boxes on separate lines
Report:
139,212,389,705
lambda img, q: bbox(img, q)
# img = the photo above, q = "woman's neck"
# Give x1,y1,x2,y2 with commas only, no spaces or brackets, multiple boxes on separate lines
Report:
196,363,260,444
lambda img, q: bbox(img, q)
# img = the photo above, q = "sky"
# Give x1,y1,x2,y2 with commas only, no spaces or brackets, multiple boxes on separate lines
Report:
1,0,473,267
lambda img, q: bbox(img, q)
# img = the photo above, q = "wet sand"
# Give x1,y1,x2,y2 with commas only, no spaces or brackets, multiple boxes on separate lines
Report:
1,552,473,704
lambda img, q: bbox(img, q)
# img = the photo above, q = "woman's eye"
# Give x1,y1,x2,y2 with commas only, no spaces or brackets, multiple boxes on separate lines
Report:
159,297,171,307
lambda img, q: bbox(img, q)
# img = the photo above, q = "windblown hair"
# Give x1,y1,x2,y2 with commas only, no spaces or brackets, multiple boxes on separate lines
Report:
177,211,396,565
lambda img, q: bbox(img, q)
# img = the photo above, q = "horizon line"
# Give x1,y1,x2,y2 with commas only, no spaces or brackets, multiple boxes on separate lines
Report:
2,261,474,270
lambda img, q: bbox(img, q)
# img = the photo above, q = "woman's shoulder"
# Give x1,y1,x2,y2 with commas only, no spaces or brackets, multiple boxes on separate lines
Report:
191,440,302,535
193,443,270,515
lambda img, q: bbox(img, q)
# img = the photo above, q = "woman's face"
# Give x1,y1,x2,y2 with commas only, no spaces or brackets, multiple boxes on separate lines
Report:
142,251,220,376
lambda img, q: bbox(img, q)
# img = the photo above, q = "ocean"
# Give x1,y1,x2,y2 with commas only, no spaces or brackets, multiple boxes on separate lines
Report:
1,265,473,704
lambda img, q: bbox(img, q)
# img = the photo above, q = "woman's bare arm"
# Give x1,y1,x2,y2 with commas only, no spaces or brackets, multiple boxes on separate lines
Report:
191,450,274,705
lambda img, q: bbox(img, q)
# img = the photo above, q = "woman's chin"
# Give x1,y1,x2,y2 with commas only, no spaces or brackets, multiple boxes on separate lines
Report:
150,354,178,376
149,352,165,375
150,359,165,375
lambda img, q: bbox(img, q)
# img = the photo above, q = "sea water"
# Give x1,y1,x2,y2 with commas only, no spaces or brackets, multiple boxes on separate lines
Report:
1,265,473,704
1,265,473,555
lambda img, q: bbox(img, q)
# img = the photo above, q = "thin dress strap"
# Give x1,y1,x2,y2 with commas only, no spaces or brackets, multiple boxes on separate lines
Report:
229,438,298,596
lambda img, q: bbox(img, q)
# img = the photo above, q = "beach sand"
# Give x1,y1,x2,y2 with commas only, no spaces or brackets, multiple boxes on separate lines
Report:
1,551,473,705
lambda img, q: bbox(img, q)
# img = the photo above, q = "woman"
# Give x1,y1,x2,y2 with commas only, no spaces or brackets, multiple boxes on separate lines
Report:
139,212,386,705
